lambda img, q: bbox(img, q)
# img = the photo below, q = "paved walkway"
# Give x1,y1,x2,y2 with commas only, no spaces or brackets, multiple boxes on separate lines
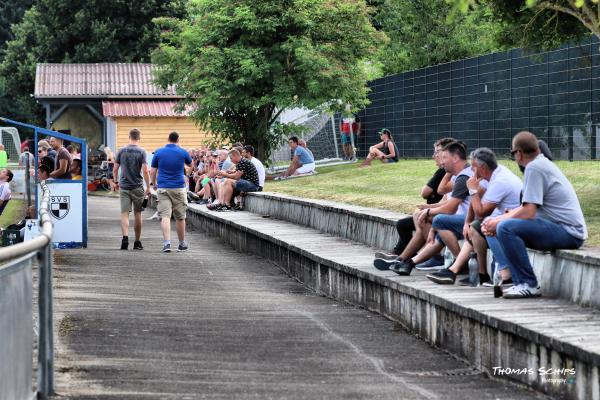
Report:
52,196,546,399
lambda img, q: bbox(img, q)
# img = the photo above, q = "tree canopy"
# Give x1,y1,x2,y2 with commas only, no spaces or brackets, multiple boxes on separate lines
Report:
0,0,34,54
372,0,505,75
0,0,187,123
152,0,387,160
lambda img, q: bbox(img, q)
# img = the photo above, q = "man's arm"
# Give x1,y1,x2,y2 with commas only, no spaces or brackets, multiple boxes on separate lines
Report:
142,163,150,194
221,169,243,180
150,167,157,187
113,162,120,183
285,155,300,176
50,158,68,178
437,172,453,195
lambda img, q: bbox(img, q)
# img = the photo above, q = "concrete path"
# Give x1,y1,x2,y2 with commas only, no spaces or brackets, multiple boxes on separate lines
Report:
52,196,546,399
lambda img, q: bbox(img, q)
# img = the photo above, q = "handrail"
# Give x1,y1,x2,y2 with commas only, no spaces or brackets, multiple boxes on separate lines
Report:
0,182,52,262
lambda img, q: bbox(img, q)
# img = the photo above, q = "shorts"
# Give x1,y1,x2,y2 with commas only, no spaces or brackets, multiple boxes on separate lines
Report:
296,163,316,174
235,179,259,193
120,187,145,213
432,214,466,244
340,133,356,145
384,158,398,163
156,187,188,220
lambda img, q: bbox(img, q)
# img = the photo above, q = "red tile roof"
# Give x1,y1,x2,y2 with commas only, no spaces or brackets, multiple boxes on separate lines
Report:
35,63,178,98
102,101,191,118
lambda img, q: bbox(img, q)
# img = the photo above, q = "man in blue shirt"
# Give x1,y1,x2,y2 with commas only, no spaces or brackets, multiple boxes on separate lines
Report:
280,136,316,178
150,132,193,252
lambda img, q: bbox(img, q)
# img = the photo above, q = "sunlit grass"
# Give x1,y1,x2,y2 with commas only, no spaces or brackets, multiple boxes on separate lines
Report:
265,159,600,247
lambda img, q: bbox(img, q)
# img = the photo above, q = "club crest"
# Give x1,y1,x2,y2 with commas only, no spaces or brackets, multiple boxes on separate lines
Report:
50,196,70,220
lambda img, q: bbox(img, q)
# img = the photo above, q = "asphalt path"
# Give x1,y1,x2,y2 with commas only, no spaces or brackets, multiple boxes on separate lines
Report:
52,196,546,399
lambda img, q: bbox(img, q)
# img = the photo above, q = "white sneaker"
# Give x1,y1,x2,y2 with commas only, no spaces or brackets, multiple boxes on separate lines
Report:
502,283,542,299
146,211,159,221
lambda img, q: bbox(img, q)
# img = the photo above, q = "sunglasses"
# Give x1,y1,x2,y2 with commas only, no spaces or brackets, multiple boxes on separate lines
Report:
510,149,520,160
38,150,44,153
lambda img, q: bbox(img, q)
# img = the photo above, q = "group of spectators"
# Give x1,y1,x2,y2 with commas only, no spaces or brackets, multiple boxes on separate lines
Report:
35,137,82,181
373,131,587,300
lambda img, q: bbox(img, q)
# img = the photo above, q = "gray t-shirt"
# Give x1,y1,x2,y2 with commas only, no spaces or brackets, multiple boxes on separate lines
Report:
522,154,587,240
116,144,147,190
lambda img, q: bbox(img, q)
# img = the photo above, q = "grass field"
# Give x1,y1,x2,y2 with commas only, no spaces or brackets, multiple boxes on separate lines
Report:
0,199,25,229
264,159,600,247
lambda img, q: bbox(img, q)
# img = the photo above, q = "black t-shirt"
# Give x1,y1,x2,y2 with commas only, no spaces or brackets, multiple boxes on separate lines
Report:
235,158,259,187
425,168,446,204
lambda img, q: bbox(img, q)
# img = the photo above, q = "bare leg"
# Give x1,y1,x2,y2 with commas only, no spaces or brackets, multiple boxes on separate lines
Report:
160,217,171,241
437,229,461,257
133,211,142,241
448,241,473,274
120,212,129,236
412,241,444,264
176,219,186,242
470,227,489,274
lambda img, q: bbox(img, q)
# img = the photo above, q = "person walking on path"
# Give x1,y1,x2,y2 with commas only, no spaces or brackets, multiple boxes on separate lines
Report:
113,128,151,250
150,131,192,253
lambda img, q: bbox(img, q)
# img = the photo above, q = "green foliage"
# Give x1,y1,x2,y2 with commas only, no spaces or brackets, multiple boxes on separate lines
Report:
0,0,187,124
152,0,387,161
0,0,34,54
373,0,505,75
448,0,595,51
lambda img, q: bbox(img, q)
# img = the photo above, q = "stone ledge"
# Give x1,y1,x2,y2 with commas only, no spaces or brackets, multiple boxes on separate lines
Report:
185,204,600,400
245,192,600,309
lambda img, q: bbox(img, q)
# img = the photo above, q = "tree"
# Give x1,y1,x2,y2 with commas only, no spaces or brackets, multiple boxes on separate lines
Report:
372,0,505,75
152,0,387,160
0,0,187,123
449,1,595,51
0,0,34,54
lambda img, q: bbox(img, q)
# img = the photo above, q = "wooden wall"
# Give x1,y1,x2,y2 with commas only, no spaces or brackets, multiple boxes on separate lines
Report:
114,117,211,152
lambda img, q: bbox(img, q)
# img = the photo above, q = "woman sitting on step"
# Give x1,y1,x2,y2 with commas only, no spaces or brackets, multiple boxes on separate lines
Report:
359,128,399,168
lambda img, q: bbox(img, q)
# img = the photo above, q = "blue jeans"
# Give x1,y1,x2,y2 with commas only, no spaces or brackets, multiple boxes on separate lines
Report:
495,218,584,287
485,236,510,273
235,179,259,193
432,214,465,244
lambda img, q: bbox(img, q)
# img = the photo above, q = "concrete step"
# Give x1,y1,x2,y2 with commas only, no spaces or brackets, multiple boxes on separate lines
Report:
185,203,600,400
244,192,600,310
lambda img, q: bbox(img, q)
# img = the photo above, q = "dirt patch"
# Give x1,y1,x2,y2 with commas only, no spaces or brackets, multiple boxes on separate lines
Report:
58,315,76,337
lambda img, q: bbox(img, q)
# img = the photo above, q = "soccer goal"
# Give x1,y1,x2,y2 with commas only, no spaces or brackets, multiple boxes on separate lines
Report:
269,108,354,171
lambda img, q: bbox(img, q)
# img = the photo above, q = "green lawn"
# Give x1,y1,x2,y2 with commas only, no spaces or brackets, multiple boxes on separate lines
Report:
264,159,600,247
0,199,26,229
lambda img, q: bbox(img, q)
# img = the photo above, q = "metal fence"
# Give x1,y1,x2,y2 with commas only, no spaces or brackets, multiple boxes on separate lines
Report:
0,184,54,400
356,36,600,160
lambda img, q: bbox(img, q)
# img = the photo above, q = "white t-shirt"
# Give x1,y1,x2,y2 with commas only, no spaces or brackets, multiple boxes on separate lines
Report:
481,165,523,217
250,157,266,188
0,181,11,202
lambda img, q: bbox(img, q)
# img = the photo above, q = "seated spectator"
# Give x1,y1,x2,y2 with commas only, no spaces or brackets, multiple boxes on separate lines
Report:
70,159,83,180
359,128,399,167
298,139,314,160
278,136,316,178
242,145,265,191
482,131,587,299
39,156,55,177
207,148,260,211
427,147,522,286
0,169,13,215
375,141,473,276
376,137,453,264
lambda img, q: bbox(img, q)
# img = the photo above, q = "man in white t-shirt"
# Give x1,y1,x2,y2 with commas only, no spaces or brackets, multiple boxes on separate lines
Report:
0,168,13,215
242,145,265,190
427,148,522,285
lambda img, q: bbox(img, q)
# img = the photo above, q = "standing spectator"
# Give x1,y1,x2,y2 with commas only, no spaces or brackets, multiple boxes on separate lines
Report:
0,168,13,215
340,113,361,160
279,136,315,178
0,144,8,168
242,145,265,190
150,132,193,252
49,136,72,179
482,131,587,299
67,144,81,160
38,140,56,162
19,147,34,168
359,129,399,167
114,129,151,251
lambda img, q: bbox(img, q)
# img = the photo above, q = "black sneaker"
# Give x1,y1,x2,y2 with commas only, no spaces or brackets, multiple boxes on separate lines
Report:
390,259,414,276
373,258,398,271
162,243,171,253
120,237,129,250
374,251,400,261
133,240,143,250
177,243,189,252
426,269,456,284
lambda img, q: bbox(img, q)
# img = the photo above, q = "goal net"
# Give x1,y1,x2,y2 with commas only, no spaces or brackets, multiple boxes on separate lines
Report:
269,109,352,171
